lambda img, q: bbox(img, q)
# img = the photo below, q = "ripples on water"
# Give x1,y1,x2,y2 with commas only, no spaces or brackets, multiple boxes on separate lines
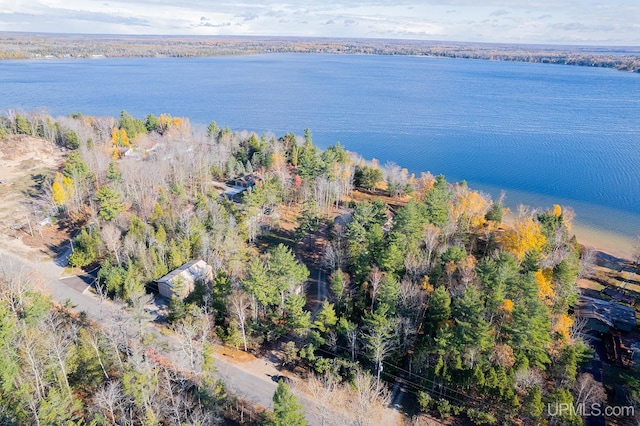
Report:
1,54,639,235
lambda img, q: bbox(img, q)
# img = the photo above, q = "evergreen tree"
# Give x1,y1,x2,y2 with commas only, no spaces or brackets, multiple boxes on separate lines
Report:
284,294,311,336
425,286,451,335
119,110,146,138
485,202,503,222
452,287,492,353
69,228,100,267
207,120,220,139
268,381,308,426
106,161,122,183
313,301,338,333
95,186,124,221
423,175,450,226
15,114,31,134
524,386,544,420
145,113,159,132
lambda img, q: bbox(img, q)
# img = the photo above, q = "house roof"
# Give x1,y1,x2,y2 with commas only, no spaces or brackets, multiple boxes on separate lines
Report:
156,259,209,287
603,287,635,304
234,174,262,184
575,296,636,330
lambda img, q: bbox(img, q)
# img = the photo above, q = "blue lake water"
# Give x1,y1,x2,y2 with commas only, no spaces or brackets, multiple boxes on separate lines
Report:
1,54,639,236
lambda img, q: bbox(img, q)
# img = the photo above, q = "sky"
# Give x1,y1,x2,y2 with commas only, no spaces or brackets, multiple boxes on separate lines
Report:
1,1,639,46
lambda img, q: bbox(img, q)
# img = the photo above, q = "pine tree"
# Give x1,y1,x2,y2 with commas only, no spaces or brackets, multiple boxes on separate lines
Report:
95,186,124,221
268,381,308,426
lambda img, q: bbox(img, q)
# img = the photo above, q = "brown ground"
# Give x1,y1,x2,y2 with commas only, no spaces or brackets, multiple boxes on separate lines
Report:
0,135,67,260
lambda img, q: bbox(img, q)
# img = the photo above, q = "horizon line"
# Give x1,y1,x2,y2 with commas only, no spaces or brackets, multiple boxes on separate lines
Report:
2,30,639,50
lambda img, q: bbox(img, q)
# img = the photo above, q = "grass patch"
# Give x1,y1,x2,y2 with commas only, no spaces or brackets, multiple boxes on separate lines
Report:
62,266,83,277
579,279,605,291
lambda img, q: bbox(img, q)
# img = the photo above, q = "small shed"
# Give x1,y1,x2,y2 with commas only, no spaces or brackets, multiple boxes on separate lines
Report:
574,296,637,333
156,260,213,299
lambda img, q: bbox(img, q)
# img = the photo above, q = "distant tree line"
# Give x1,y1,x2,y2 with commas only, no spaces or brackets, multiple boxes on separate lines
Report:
1,32,639,72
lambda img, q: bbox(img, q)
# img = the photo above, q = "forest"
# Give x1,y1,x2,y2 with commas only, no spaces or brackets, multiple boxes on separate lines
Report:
0,109,636,425
1,32,640,72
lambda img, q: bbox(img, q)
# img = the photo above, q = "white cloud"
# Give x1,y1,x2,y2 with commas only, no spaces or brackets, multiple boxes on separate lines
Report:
0,0,637,45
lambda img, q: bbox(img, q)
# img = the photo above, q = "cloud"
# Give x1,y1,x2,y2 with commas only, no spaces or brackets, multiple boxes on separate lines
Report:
550,21,615,32
0,0,637,45
240,14,259,21
489,9,509,17
1,8,151,27
197,21,232,28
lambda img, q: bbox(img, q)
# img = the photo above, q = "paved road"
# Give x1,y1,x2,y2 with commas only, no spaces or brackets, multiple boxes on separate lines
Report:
0,248,331,425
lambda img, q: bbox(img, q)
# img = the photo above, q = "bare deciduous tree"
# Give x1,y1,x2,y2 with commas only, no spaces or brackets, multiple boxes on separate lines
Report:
570,317,589,343
513,368,544,391
397,278,426,327
368,267,383,313
346,324,359,362
229,289,251,351
573,373,606,408
349,370,391,426
94,380,124,424
307,373,346,426
101,222,122,264
44,312,77,399
579,246,597,279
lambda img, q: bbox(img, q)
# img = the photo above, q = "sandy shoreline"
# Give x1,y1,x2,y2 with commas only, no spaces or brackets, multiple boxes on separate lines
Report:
503,210,637,261
571,223,636,261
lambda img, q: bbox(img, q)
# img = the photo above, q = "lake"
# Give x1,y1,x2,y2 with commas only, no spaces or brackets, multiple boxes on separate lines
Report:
1,54,639,238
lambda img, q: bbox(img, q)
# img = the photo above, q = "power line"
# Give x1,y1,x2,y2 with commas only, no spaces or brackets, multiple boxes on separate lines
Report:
281,333,514,418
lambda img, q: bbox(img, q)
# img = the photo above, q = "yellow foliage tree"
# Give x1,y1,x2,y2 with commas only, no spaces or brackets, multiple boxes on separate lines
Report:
421,275,434,295
500,299,514,315
158,113,173,133
535,268,555,306
552,313,574,343
271,151,286,170
451,185,490,228
497,217,547,261
553,204,562,217
111,127,130,148
52,172,73,206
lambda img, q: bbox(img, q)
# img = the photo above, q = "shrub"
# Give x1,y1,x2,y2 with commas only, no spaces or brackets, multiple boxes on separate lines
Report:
436,398,452,418
417,391,432,412
467,408,497,425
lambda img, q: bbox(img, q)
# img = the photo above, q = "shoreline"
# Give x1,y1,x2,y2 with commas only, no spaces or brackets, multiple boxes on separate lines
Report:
1,33,639,72
503,210,636,262
571,223,636,262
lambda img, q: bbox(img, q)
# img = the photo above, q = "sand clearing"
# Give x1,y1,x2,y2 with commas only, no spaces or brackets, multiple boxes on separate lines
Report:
0,135,65,259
